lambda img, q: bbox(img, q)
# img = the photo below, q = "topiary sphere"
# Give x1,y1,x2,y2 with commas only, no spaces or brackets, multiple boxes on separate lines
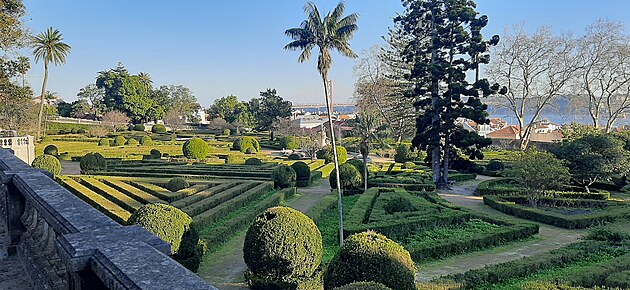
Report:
166,178,189,191
98,138,111,146
330,163,362,190
346,159,365,177
245,158,264,165
394,144,411,163
233,136,260,153
403,161,416,169
332,282,393,290
486,159,505,171
126,138,139,145
244,206,323,286
320,146,348,164
150,148,162,159
133,124,145,131
128,204,192,254
43,144,58,156
182,138,210,159
291,161,311,181
245,147,257,154
113,136,126,146
324,231,416,290
152,124,167,133
79,153,107,174
272,164,296,189
288,153,301,160
140,136,153,146
32,155,62,175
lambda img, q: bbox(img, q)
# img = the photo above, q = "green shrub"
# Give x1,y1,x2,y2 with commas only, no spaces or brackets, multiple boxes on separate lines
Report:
288,153,301,160
324,231,416,290
150,149,162,159
622,185,630,193
128,204,192,254
172,227,206,273
133,124,145,131
244,206,323,289
225,154,243,164
486,159,504,171
140,136,153,146
113,136,126,146
77,128,86,134
79,153,107,174
291,161,310,183
32,155,62,175
279,135,300,150
332,282,392,290
233,136,260,153
223,128,230,136
403,161,415,169
346,159,365,177
126,138,139,145
245,147,256,154
318,145,348,164
43,144,58,156
245,158,264,165
152,124,167,133
98,138,111,146
165,178,189,191
182,138,210,159
394,144,410,163
272,164,296,189
330,163,362,191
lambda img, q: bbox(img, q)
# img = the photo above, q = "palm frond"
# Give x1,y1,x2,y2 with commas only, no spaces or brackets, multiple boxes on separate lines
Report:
329,1,346,22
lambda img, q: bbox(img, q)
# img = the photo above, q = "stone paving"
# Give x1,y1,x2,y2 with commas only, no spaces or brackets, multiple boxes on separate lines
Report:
0,221,34,290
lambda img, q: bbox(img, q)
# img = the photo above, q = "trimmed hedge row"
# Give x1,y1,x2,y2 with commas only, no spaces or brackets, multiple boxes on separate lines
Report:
58,177,131,223
368,182,436,192
448,173,477,182
170,182,238,208
180,182,260,216
101,178,165,204
125,181,180,202
476,179,611,200
79,177,144,212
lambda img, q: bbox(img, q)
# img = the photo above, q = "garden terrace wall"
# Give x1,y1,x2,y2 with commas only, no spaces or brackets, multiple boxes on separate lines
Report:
0,149,217,289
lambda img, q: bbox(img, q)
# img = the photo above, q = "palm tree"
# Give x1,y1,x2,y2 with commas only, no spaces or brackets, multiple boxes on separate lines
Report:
31,27,71,139
138,72,153,88
285,1,358,245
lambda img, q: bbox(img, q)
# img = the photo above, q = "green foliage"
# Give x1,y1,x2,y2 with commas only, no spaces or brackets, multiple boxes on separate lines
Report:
245,158,264,165
291,161,311,183
43,144,58,155
251,89,292,131
486,159,504,171
223,128,231,136
126,137,139,145
279,135,299,150
243,206,323,288
149,148,161,159
128,204,192,254
324,231,416,290
233,136,260,153
140,135,153,146
318,145,348,164
245,147,256,154
346,159,365,177
32,154,62,175
622,185,630,193
332,282,392,290
287,153,301,160
394,143,410,163
152,124,167,133
272,165,296,189
133,124,145,131
329,163,362,191
506,149,570,196
403,161,415,169
165,178,189,191
98,138,111,146
113,136,126,146
561,123,601,142
79,152,107,174
182,137,210,159
208,95,250,124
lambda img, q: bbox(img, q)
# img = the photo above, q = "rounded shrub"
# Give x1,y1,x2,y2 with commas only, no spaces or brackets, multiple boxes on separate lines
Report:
133,124,145,131
32,155,62,175
622,185,630,193
243,206,323,288
79,153,107,174
98,138,111,146
149,148,162,159
126,138,139,145
403,161,415,169
113,136,126,146
245,158,264,165
140,136,153,146
291,161,310,181
43,144,58,156
225,154,243,164
77,128,86,134
394,143,410,163
324,231,416,290
223,128,231,136
245,147,256,154
128,204,192,254
279,135,300,150
152,124,167,133
272,164,296,189
288,153,301,160
319,145,348,164
346,159,365,177
165,178,189,191
486,159,505,171
233,136,260,153
330,163,362,191
332,282,392,290
182,138,210,159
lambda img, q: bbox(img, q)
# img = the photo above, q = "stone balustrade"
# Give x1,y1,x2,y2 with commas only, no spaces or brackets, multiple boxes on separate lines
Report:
0,136,35,165
0,149,217,290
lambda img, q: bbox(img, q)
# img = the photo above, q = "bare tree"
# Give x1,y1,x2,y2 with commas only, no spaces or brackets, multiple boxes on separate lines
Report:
164,110,185,131
101,110,129,132
488,25,579,150
88,126,109,138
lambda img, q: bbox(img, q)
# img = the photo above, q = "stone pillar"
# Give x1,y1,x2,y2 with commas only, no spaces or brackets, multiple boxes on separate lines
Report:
1,174,25,256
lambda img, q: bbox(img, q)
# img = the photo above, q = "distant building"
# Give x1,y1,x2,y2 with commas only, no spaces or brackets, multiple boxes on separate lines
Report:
486,124,563,149
458,117,508,137
192,109,209,125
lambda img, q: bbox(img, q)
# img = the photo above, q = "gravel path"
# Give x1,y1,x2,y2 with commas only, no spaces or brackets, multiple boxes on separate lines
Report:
198,179,332,289
60,161,81,175
416,176,587,282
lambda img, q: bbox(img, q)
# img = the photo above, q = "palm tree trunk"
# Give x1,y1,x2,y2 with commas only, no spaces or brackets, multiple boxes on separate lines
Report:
322,73,344,246
37,61,49,140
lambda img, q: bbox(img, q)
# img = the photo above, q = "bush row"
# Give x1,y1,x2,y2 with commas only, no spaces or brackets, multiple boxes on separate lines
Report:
181,182,260,216
59,177,131,224
476,179,611,200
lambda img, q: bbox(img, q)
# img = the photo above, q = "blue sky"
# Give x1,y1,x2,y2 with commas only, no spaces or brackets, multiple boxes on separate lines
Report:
21,0,630,106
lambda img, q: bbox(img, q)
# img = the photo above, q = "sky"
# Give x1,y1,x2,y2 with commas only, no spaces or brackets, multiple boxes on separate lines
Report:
19,0,630,107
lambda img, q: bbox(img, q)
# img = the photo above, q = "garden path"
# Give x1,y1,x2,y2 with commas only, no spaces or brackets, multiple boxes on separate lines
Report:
60,160,81,175
416,176,588,282
198,179,332,290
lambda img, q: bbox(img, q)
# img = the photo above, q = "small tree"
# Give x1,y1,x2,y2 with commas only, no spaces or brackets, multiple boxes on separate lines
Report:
102,110,130,132
506,149,570,205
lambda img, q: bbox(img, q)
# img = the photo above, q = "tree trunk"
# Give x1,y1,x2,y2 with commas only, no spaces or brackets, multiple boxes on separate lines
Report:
361,143,369,192
322,73,344,246
442,135,450,187
37,60,49,140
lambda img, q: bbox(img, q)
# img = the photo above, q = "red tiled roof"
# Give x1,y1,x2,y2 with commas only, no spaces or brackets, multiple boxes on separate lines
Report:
487,125,520,139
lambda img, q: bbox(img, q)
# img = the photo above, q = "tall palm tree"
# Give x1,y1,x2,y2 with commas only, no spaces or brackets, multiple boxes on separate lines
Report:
138,72,153,88
285,1,358,245
31,27,71,139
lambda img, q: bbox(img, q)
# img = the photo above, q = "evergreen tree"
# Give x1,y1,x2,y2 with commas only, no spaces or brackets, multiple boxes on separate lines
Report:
396,0,500,188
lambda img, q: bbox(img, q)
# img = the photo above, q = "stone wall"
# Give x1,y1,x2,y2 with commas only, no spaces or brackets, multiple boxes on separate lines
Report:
0,149,217,290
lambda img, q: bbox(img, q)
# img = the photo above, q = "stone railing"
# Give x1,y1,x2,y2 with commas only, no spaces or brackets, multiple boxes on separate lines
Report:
0,149,217,289
0,136,35,165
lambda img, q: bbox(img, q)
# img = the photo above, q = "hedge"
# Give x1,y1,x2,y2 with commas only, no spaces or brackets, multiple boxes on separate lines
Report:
181,182,259,216
448,173,477,182
476,179,611,200
32,155,62,175
79,177,143,212
128,204,192,254
59,177,131,223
